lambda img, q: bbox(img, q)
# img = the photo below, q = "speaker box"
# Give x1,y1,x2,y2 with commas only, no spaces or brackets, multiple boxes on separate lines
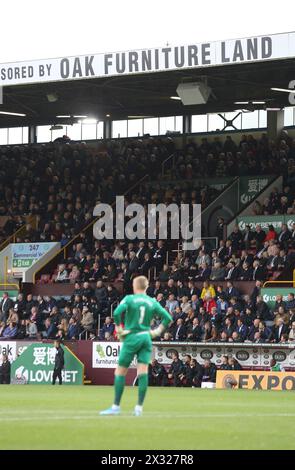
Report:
176,82,211,105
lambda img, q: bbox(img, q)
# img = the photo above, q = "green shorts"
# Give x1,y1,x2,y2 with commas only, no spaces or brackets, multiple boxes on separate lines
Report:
118,332,152,368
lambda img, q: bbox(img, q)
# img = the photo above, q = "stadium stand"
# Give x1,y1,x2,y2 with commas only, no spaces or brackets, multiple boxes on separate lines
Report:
0,131,295,346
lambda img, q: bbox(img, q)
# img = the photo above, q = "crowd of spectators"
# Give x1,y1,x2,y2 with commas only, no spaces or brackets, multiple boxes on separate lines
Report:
146,279,295,344
0,287,120,341
0,137,174,244
169,132,295,184
1,277,295,344
0,131,295,346
48,211,295,290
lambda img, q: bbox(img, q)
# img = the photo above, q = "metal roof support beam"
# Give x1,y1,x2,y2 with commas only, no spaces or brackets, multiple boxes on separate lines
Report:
103,118,112,139
182,114,192,134
28,125,37,144
267,109,284,140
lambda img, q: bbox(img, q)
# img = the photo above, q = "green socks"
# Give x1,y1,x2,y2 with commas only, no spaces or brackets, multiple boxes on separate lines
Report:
138,373,148,406
114,373,148,407
114,375,126,406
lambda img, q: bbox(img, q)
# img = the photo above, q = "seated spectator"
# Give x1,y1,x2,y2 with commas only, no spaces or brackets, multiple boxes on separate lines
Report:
200,281,216,300
189,358,203,387
186,317,202,341
158,264,171,283
201,360,217,383
172,318,187,341
149,359,168,387
55,264,68,283
258,321,272,342
286,293,295,310
161,331,173,342
271,317,289,343
99,316,115,340
225,281,240,299
228,357,242,370
104,331,115,341
57,318,69,338
288,321,295,342
235,318,248,342
26,319,38,338
265,225,277,242
167,351,184,386
69,265,81,283
178,354,193,386
210,261,226,281
203,294,217,314
1,320,16,338
220,355,230,370
81,306,94,331
256,295,272,321
67,317,80,339
219,331,229,342
165,294,179,316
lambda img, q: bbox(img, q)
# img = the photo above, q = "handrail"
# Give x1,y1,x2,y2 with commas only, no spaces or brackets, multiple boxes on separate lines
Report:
180,177,239,243
262,280,295,287
0,215,37,252
0,283,19,291
161,153,175,176
225,174,281,238
32,174,149,283
110,300,119,318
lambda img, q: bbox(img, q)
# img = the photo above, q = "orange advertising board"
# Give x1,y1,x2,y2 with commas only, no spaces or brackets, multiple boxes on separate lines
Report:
216,370,295,391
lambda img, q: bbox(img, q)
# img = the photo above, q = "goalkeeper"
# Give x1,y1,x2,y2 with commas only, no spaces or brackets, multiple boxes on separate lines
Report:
100,275,172,416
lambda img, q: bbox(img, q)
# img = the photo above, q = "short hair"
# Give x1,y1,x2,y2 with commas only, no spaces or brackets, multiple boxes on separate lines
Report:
133,276,149,291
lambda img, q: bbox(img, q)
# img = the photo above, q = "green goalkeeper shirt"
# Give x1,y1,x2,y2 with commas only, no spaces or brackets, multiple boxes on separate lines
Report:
113,294,172,333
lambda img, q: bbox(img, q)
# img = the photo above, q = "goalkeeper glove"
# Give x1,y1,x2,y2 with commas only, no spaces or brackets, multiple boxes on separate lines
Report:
116,325,130,341
150,324,165,339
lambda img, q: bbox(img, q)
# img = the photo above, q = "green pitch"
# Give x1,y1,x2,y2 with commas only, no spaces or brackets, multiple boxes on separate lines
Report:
1,385,294,450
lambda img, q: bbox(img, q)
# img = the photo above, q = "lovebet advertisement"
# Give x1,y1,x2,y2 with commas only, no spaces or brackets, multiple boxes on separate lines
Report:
11,343,84,385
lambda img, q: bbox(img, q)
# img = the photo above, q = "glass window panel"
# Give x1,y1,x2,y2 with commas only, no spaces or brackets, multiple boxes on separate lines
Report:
241,110,259,129
128,119,143,137
51,127,65,141
258,110,267,128
174,115,182,132
97,122,104,139
8,127,23,144
22,127,29,144
159,116,175,135
67,123,81,141
143,118,159,136
81,122,97,140
112,120,127,138
191,115,207,132
208,113,224,132
37,125,52,143
0,128,8,145
284,107,294,126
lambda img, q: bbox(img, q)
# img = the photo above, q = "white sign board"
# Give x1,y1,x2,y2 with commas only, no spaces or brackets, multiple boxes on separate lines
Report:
11,242,58,274
1,32,295,86
92,342,136,369
0,341,17,363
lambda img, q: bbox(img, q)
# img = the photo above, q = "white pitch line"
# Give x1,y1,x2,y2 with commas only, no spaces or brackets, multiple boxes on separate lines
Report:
1,412,295,422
